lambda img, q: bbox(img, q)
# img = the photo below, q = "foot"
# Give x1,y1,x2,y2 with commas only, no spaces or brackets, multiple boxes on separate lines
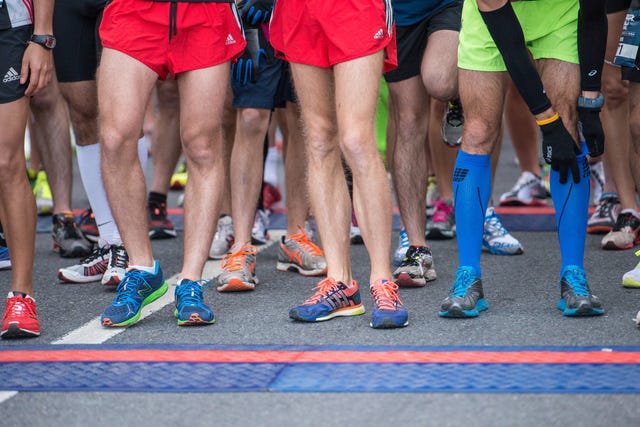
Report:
174,279,215,326
587,193,620,235
601,211,640,250
426,199,455,240
557,265,604,317
439,266,487,318
370,279,408,329
209,215,234,260
393,245,437,287
498,171,548,207
623,250,640,288
289,277,365,322
57,246,109,283
102,244,129,287
277,227,327,276
148,199,177,239
251,209,270,245
393,228,409,266
1,293,40,339
217,242,258,292
52,212,93,258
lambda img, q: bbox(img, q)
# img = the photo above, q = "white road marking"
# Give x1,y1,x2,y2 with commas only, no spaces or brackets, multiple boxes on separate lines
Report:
0,391,18,404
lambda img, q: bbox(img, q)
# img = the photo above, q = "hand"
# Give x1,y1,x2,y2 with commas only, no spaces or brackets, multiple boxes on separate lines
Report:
231,28,268,85
21,43,53,97
578,94,605,157
540,115,581,184
238,0,274,27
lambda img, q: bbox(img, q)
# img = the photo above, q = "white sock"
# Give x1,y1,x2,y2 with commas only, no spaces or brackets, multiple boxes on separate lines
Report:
621,208,640,219
263,146,279,186
129,261,157,274
138,136,149,175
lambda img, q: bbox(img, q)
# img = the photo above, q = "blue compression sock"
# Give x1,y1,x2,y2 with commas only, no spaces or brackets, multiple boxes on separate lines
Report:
550,143,590,272
453,150,492,277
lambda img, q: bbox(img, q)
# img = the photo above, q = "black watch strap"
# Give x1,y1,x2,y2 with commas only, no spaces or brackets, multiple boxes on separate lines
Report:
29,34,56,49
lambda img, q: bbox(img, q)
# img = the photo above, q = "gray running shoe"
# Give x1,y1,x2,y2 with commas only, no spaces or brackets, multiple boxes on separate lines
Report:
557,266,604,316
441,99,464,147
498,171,547,206
217,242,258,292
209,215,234,260
439,266,487,318
393,245,437,288
52,213,92,258
587,193,620,234
277,228,327,276
102,244,128,287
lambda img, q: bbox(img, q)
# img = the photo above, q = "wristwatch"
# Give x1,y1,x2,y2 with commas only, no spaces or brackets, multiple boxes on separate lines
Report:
29,34,56,50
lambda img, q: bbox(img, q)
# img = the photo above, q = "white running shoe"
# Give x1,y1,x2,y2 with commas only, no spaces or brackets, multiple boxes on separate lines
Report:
209,215,234,259
251,209,270,245
498,171,547,207
483,207,524,255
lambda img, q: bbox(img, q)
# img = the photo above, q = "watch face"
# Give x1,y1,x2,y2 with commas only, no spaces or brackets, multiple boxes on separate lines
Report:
44,36,56,49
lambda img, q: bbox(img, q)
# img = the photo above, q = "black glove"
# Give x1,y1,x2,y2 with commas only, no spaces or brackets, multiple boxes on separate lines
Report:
238,0,275,27
577,94,605,157
540,115,581,184
231,28,269,86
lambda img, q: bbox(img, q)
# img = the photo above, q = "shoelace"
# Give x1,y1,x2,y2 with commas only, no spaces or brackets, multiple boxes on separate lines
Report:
290,228,323,256
176,280,209,307
304,278,342,305
485,212,508,237
432,201,453,222
446,100,463,127
371,280,401,310
6,297,36,318
450,269,474,298
79,246,107,265
221,245,255,272
595,197,618,218
109,246,129,269
114,270,148,304
564,268,590,296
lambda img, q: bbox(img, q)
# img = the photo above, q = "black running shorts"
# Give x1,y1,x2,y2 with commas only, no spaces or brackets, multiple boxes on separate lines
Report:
53,0,108,82
0,25,31,104
384,1,461,83
607,0,631,14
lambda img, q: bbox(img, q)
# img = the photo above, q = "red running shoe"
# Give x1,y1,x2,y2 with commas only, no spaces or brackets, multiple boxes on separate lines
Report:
1,294,40,339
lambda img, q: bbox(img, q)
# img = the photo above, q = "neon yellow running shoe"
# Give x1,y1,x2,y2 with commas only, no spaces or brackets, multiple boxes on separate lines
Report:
623,250,640,288
33,171,53,215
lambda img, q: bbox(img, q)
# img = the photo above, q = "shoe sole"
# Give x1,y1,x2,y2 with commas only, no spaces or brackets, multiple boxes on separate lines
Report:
370,317,409,329
439,299,488,318
289,304,365,322
174,311,215,326
101,281,169,327
557,299,605,316
1,324,40,338
498,199,548,207
101,274,123,287
394,272,435,288
251,237,268,246
57,270,103,284
217,277,256,292
0,260,12,270
149,228,177,239
587,225,613,234
623,279,640,288
482,243,524,256
350,236,364,245
602,241,634,250
276,261,327,277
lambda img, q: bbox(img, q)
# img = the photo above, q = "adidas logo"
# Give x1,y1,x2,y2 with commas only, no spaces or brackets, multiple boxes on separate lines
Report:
225,34,236,45
373,28,384,40
3,67,20,83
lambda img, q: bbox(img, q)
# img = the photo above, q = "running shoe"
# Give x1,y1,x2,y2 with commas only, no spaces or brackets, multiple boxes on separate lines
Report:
601,211,640,250
277,227,327,276
52,212,93,258
557,265,604,316
33,171,53,215
262,182,282,211
174,279,215,326
426,176,440,218
170,162,188,190
101,263,168,327
498,171,548,207
393,245,437,288
289,277,365,322
590,161,605,206
393,228,410,266
102,244,128,287
541,163,551,196
370,279,408,329
441,99,464,147
439,266,487,318
148,199,177,239
0,225,10,270
57,246,109,284
350,211,363,244
78,208,99,243
27,168,38,189
1,293,40,338
587,193,621,234
251,209,270,245
217,242,258,292
209,215,234,260
483,207,524,255
623,250,640,288
426,199,455,240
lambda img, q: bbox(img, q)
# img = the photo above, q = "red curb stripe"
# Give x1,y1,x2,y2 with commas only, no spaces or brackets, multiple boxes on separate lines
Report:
1,350,639,364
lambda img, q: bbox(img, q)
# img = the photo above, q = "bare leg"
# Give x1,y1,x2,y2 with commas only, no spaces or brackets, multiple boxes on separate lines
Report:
283,101,310,235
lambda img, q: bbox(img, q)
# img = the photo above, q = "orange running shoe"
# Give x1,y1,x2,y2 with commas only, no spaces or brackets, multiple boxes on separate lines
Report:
1,293,41,339
217,242,258,292
277,227,327,276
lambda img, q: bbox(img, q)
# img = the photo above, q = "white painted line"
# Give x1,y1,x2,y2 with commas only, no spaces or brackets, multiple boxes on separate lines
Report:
53,233,284,345
0,391,18,404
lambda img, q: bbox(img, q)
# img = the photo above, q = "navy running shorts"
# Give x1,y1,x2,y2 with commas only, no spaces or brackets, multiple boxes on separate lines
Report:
0,25,31,104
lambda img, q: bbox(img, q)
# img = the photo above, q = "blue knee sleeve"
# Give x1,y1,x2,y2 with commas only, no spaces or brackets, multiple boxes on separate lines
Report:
550,143,590,271
453,150,492,277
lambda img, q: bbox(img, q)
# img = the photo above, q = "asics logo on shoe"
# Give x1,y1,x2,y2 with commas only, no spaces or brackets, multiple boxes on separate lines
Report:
453,168,469,182
225,34,236,45
373,28,384,39
3,67,20,83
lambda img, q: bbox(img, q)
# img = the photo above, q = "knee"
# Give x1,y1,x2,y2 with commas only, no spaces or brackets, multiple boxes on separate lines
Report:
181,126,220,167
461,120,499,154
340,131,378,171
29,84,59,113
237,108,270,136
424,75,457,102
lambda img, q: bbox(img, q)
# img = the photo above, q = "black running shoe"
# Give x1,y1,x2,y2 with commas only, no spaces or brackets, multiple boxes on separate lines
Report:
52,213,92,258
78,208,99,243
148,200,177,239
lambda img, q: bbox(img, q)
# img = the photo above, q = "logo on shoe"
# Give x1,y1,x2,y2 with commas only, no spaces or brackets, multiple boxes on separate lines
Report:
3,67,20,83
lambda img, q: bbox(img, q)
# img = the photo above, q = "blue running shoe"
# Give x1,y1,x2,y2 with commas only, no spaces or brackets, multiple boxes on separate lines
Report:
289,277,365,322
557,265,604,316
439,266,487,318
174,279,215,326
0,247,10,271
393,228,410,266
101,262,168,327
370,279,408,329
